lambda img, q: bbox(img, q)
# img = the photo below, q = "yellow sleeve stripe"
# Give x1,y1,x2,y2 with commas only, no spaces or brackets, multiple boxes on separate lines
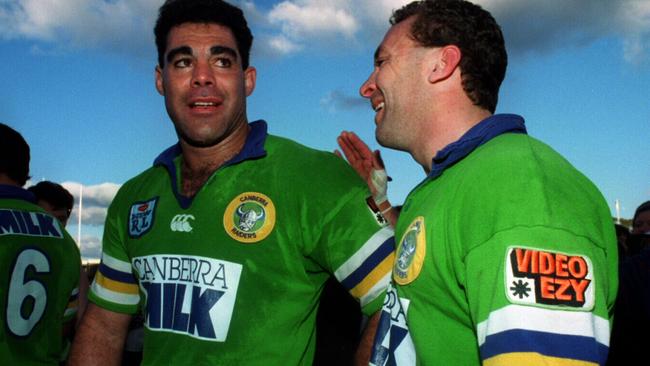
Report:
350,252,395,301
95,271,140,295
484,352,598,366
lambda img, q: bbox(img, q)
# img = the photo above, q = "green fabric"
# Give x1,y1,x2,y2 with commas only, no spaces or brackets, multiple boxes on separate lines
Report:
91,133,393,365
0,197,80,365
372,133,617,365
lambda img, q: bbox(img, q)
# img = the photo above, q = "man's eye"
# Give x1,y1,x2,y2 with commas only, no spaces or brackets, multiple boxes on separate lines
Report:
173,58,191,68
215,57,232,68
374,59,385,67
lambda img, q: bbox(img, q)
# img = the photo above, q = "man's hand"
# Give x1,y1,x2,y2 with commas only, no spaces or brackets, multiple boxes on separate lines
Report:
335,131,390,206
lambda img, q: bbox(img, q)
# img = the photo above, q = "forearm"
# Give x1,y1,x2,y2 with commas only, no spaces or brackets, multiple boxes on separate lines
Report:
68,303,131,366
354,312,381,366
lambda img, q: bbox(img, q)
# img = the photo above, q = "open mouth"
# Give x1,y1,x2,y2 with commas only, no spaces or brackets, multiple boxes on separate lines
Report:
373,101,385,112
191,101,218,108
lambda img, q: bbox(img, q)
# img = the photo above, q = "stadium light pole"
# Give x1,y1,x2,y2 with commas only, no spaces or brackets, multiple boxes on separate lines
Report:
77,184,83,249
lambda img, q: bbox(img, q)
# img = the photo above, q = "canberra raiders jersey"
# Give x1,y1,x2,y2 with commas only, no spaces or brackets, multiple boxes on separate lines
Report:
89,121,394,365
0,185,81,365
371,115,618,366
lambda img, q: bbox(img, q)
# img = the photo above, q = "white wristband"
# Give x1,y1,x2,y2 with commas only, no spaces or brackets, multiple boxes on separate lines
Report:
370,169,388,205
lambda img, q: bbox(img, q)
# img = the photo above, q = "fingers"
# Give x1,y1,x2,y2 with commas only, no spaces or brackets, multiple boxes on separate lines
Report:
337,134,361,163
345,132,374,159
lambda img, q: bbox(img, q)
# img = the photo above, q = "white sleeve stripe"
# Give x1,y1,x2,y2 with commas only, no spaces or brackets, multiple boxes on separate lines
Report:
91,281,140,306
102,252,133,273
476,304,610,347
359,271,392,307
334,226,394,279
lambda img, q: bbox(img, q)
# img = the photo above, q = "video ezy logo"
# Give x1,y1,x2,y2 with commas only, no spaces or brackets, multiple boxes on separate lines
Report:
506,247,594,309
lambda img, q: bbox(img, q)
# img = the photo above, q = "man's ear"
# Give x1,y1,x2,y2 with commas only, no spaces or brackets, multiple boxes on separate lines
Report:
155,65,165,96
427,45,461,84
244,66,257,96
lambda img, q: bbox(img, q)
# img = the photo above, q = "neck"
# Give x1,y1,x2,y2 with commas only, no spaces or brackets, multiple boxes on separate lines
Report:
414,102,491,174
180,122,250,197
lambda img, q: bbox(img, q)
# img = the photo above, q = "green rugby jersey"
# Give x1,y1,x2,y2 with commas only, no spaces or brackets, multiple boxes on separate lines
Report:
89,121,395,365
371,114,617,366
0,185,81,365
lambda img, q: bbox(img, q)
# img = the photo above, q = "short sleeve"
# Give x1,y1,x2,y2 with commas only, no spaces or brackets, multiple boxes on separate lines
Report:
465,226,613,365
88,189,141,314
309,180,395,316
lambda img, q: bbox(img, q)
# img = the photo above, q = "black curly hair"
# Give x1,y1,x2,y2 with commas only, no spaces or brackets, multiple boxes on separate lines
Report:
0,123,30,187
392,0,507,113
154,0,253,70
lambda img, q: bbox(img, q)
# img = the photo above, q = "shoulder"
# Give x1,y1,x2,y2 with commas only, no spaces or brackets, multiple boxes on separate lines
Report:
444,133,613,245
265,134,362,182
110,165,166,208
462,133,596,193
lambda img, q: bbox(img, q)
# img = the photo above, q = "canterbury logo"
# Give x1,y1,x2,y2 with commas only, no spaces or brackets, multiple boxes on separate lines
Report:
170,214,195,233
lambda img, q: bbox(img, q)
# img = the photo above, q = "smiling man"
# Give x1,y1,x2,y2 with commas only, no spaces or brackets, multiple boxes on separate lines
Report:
359,1,619,365
67,1,394,365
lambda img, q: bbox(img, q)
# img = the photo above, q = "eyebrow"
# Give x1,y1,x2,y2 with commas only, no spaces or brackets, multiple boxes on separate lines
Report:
166,46,192,64
210,45,238,61
165,45,239,65
374,46,381,62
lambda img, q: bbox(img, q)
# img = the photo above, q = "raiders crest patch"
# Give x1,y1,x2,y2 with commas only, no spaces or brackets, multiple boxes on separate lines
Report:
505,246,594,310
128,197,158,238
223,192,276,243
393,216,426,285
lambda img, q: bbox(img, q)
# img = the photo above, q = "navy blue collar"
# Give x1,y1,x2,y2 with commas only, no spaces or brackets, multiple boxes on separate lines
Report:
428,114,527,180
153,120,268,209
0,184,37,203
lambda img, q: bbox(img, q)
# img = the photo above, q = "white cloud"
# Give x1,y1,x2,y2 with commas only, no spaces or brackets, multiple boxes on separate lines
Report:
267,34,302,55
2,0,649,64
269,1,358,39
477,0,650,63
261,0,410,56
62,182,120,226
320,89,366,113
78,234,102,260
0,0,158,58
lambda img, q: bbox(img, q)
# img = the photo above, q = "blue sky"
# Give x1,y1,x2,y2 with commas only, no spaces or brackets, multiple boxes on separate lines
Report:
1,0,649,259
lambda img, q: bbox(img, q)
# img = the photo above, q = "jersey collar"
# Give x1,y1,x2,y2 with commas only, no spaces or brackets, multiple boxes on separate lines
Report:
154,120,268,209
0,184,37,203
427,114,527,180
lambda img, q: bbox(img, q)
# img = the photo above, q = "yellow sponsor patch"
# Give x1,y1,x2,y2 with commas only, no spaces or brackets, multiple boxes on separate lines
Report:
223,192,276,243
393,216,426,285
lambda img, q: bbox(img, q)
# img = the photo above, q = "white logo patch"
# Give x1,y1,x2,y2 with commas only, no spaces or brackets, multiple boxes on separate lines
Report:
128,198,157,238
370,283,416,366
132,255,243,342
505,247,594,310
170,214,195,233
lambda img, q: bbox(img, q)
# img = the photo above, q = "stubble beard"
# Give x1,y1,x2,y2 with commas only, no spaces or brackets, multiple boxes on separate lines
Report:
375,113,409,153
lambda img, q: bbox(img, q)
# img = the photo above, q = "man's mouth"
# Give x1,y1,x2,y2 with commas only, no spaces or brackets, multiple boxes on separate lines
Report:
191,101,218,107
373,102,385,112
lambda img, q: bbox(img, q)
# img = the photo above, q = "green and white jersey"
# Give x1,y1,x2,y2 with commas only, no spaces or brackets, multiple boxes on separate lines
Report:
0,185,81,365
89,121,394,365
371,114,617,366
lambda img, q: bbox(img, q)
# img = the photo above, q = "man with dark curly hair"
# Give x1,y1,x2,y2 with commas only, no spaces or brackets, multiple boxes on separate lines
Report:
0,124,81,365
68,0,394,365
358,1,618,365
28,181,74,227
